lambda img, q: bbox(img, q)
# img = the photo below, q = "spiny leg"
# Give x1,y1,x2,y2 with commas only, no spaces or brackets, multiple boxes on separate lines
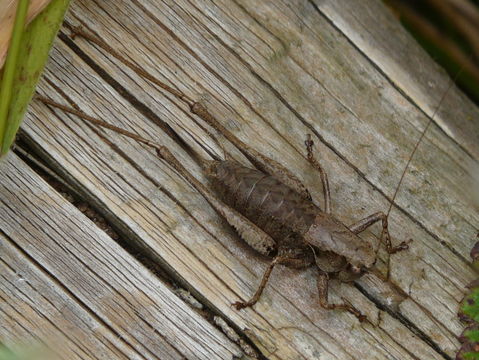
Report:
305,134,331,213
191,102,312,200
317,271,366,322
349,212,411,254
69,26,311,200
68,26,195,106
38,96,277,256
233,255,287,310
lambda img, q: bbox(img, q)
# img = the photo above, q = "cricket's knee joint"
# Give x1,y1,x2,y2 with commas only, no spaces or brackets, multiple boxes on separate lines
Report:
376,212,387,221
305,134,314,148
319,301,334,310
390,239,412,254
232,301,250,310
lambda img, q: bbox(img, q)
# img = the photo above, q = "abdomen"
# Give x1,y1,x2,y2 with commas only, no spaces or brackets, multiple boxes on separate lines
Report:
207,160,318,244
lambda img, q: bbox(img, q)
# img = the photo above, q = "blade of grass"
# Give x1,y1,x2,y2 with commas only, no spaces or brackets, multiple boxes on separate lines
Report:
0,0,29,153
0,0,70,156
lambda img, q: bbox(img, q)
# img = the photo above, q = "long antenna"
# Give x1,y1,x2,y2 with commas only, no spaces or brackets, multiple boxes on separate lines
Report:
37,96,166,150
386,73,460,219
383,70,462,281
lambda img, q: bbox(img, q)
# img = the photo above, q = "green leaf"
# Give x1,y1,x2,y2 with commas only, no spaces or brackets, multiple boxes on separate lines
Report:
0,0,29,154
0,346,16,360
462,288,479,322
0,0,71,156
459,283,479,359
464,352,479,360
466,329,479,343
0,344,52,360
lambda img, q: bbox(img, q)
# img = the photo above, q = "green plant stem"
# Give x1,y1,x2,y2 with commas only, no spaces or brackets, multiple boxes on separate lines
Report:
0,0,29,152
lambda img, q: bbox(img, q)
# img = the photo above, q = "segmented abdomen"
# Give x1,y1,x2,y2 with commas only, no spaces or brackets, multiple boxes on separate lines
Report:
208,160,318,245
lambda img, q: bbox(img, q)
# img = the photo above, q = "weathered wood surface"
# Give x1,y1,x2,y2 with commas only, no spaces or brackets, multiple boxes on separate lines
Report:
2,0,479,359
0,152,242,359
316,0,479,160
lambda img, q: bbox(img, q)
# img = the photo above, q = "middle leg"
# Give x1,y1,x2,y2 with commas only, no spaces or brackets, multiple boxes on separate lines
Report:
317,271,366,322
305,134,331,213
232,255,287,310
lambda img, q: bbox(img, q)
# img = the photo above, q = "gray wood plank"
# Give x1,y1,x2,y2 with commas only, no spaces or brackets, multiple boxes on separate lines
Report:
1,232,147,360
12,0,479,359
315,0,479,160
0,152,242,360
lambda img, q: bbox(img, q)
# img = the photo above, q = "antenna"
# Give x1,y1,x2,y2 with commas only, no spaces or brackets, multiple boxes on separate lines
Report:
384,69,463,280
386,71,462,219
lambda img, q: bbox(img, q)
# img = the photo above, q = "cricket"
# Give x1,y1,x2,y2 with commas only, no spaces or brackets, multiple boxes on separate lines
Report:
1,0,478,358
34,25,450,324
41,92,414,322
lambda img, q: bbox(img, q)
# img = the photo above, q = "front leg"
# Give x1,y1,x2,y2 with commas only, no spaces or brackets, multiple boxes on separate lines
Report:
349,212,411,254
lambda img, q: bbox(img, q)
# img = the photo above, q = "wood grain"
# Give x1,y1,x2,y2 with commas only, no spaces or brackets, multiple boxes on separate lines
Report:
315,0,479,160
4,0,479,359
0,152,242,360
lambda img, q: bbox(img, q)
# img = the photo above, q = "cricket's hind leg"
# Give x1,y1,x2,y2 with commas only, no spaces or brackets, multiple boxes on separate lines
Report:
305,134,331,213
68,26,311,201
38,94,283,310
191,103,312,200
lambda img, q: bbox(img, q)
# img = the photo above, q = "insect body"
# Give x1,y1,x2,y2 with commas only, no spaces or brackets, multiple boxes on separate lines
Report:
39,96,411,322
185,105,410,320
202,139,409,321
43,28,413,321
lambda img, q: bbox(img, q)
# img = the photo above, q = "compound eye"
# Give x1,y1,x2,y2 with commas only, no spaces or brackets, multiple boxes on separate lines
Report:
264,245,277,257
350,265,362,274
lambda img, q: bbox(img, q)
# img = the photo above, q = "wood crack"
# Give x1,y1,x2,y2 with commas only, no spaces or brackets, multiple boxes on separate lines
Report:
11,141,264,360
306,0,477,163
354,282,454,360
